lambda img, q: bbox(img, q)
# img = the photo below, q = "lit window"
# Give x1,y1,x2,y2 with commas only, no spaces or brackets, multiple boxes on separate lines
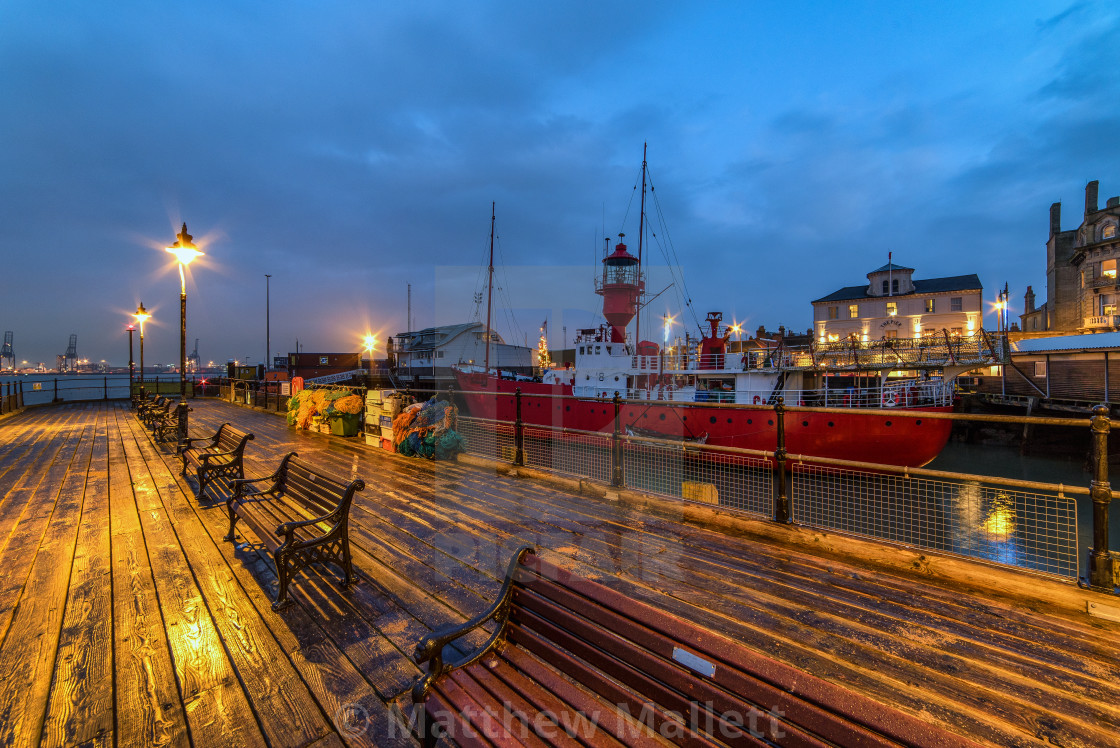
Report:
1103,224,1116,239
828,306,838,320
924,298,935,313
1101,295,1116,316
886,302,897,316
848,304,858,318
1102,259,1117,279
950,297,963,312
950,327,962,337
884,330,898,339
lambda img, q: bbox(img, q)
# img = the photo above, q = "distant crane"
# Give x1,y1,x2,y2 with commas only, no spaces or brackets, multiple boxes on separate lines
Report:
0,331,12,371
187,338,200,373
59,334,77,372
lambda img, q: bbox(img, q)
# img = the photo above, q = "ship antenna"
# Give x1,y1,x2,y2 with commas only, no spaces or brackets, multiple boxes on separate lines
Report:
634,142,647,350
485,201,495,374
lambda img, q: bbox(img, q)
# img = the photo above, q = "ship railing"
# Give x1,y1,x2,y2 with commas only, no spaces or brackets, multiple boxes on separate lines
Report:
628,381,954,407
444,386,1113,588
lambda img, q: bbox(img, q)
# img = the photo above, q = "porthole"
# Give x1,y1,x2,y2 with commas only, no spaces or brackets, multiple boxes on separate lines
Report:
710,416,717,424
565,405,571,412
885,421,893,427
659,413,666,421
802,420,809,427
726,418,732,424
768,419,774,426
915,419,922,425
828,421,834,427
747,419,753,425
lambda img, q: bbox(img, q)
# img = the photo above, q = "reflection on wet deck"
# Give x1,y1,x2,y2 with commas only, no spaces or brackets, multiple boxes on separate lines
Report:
0,399,1118,747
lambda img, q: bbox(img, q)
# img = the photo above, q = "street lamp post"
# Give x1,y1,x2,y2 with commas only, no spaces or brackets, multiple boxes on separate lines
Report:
166,223,203,453
265,274,272,372
363,334,376,383
134,302,150,400
127,324,135,399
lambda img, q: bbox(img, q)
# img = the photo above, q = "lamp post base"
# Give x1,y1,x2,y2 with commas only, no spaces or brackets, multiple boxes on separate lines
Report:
176,399,189,455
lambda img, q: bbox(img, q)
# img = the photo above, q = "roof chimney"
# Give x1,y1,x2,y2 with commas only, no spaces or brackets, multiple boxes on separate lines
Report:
1049,202,1061,237
1024,285,1036,314
1086,180,1099,216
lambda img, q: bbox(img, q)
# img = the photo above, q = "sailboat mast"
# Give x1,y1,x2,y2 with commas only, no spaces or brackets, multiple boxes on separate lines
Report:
485,202,495,374
634,142,647,350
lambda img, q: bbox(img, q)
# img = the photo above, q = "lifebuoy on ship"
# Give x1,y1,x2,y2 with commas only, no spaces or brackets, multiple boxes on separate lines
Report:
752,395,761,404
882,390,897,407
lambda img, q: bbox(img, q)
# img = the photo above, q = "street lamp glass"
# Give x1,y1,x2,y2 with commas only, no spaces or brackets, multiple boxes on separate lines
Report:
166,223,203,266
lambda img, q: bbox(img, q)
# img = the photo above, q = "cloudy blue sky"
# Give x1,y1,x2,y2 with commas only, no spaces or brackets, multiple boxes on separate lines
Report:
2,1,1119,367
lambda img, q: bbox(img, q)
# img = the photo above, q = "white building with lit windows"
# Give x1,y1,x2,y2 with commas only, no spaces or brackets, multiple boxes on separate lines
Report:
811,262,983,344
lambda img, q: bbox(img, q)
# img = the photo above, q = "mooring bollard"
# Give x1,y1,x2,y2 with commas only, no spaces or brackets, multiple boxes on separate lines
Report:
514,387,524,466
773,396,791,523
1088,404,1114,590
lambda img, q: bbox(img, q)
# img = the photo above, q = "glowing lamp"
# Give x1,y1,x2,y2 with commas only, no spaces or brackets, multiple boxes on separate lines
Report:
134,302,151,327
166,223,203,266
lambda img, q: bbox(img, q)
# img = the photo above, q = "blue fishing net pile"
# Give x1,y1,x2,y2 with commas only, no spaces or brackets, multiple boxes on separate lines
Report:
395,398,466,460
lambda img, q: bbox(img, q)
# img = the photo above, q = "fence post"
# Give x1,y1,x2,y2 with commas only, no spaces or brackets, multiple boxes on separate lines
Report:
104,376,108,400
514,387,524,466
53,378,59,403
773,396,790,523
612,392,624,488
1088,404,1115,590
18,380,23,408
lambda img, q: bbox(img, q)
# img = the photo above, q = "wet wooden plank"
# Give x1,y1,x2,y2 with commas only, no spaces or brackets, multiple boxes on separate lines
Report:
41,413,115,748
116,412,269,748
0,413,93,747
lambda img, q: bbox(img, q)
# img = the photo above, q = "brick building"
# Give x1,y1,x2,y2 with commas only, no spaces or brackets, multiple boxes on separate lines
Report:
1020,180,1120,334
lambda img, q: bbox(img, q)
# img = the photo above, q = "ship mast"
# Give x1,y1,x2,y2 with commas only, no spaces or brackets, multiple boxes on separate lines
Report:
485,201,495,374
634,142,647,351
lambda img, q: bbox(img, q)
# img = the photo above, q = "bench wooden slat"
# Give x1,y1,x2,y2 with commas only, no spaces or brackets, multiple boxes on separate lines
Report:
226,452,363,611
450,662,584,748
412,548,982,748
496,647,660,748
180,424,253,500
513,570,873,747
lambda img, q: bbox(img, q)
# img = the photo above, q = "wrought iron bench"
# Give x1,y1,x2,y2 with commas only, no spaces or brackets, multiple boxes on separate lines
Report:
152,401,189,446
180,423,254,499
137,395,167,426
226,453,364,611
411,547,980,748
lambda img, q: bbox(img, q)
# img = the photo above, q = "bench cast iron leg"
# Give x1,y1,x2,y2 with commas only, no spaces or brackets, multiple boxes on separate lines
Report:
224,507,238,541
273,552,293,611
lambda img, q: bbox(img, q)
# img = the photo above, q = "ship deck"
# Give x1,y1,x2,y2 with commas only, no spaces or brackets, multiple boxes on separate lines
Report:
0,399,1118,747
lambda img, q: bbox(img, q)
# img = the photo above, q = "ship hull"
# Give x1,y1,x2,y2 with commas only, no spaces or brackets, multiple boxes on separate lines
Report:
454,371,953,467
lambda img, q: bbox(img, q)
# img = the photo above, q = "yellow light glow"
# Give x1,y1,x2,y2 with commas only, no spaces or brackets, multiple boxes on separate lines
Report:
966,317,975,333
982,495,1015,539
134,302,151,328
363,334,377,354
166,223,203,266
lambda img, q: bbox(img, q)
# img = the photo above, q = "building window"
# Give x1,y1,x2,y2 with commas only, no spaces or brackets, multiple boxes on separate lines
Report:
1034,361,1046,378
1104,224,1116,240
883,330,898,339
950,297,963,312
318,356,329,365
881,280,889,295
924,298,935,313
886,302,897,317
950,327,962,337
1102,258,1117,279
828,306,838,320
892,279,900,294
848,304,858,318
1101,294,1116,316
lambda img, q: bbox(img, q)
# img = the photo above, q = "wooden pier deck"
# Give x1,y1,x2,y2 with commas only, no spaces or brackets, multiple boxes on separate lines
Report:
0,399,1118,747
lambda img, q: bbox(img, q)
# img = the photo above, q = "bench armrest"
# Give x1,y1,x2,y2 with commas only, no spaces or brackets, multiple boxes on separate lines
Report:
230,451,298,501
411,546,535,702
276,509,341,537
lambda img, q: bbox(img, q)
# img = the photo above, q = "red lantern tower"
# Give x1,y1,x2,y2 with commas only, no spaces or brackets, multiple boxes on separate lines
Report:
596,233,645,344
